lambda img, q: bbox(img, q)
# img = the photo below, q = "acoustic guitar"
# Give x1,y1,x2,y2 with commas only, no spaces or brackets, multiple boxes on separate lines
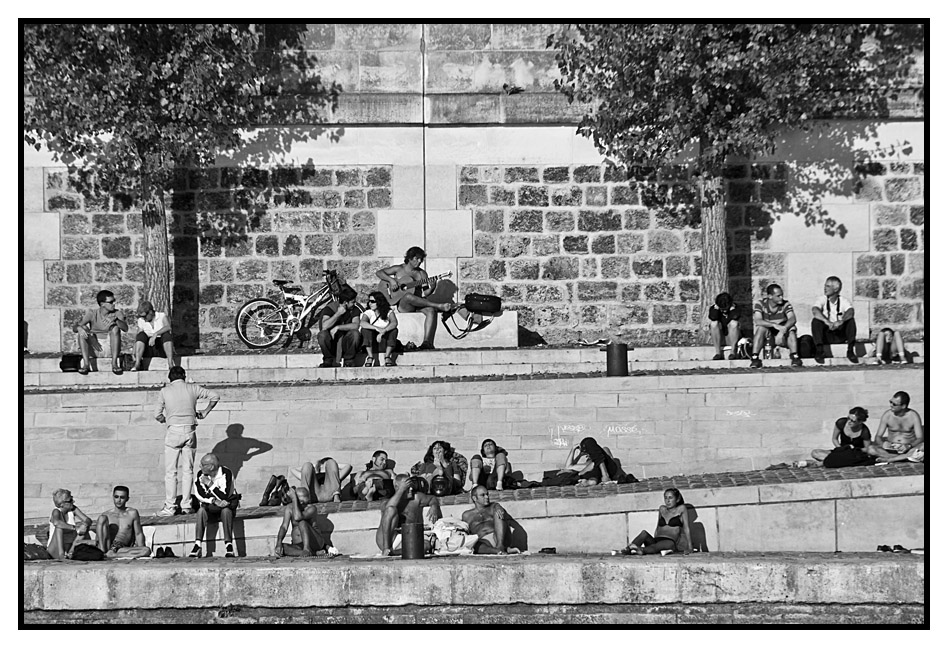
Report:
376,271,452,306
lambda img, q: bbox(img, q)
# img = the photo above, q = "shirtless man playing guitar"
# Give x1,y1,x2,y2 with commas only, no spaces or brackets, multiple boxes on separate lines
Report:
375,246,454,350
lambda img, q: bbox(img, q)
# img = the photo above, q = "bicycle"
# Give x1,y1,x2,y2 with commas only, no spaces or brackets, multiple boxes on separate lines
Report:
234,270,344,349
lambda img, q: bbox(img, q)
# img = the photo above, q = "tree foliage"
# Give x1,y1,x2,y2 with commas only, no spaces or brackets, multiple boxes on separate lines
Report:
23,23,341,314
548,23,923,180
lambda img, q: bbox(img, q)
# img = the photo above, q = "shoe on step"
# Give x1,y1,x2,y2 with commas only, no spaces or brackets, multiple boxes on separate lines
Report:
790,356,802,367
155,547,166,559
224,542,236,558
749,357,763,369
155,505,177,517
188,544,202,558
712,353,724,361
163,547,176,558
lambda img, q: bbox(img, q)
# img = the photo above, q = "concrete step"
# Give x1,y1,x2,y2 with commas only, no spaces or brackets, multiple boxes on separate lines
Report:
23,552,924,621
22,343,925,390
23,366,925,519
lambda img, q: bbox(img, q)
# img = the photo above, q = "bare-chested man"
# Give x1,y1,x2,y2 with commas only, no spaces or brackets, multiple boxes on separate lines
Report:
461,485,520,554
273,487,336,557
375,246,454,350
95,485,151,558
376,474,442,556
46,488,96,559
867,391,925,463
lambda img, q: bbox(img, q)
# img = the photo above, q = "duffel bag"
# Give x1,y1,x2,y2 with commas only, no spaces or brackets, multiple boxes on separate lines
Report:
464,293,502,314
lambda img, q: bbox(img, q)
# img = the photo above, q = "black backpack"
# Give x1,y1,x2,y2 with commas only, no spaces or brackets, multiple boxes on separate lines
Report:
60,354,83,372
70,544,106,561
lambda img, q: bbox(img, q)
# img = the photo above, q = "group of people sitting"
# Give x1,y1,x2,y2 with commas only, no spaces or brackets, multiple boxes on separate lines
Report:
709,275,910,368
810,390,925,467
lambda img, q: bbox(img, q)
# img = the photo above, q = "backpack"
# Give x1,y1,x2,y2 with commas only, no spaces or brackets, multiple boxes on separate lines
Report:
734,337,752,360
70,544,106,561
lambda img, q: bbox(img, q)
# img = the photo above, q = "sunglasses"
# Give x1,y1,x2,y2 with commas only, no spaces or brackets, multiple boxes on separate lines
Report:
889,400,903,406
103,300,116,304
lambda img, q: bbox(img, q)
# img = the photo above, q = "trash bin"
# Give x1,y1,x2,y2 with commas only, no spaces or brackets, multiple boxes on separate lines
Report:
604,342,629,377
401,521,425,559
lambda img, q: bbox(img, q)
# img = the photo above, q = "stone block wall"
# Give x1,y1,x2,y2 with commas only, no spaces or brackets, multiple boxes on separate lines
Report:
44,165,394,352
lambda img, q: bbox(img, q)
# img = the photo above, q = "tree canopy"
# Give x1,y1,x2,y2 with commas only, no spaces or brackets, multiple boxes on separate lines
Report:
548,23,923,179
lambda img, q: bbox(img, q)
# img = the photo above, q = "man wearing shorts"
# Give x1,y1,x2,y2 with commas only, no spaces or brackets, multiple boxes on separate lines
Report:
461,485,519,554
749,283,803,368
74,289,128,375
95,485,151,558
868,391,925,463
376,475,442,556
133,300,175,371
273,486,337,557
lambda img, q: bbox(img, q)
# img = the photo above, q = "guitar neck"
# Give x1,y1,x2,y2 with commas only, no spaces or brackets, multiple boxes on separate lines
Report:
403,273,447,290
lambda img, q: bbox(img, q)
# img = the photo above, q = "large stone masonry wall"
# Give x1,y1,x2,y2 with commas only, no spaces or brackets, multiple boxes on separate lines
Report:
44,165,393,352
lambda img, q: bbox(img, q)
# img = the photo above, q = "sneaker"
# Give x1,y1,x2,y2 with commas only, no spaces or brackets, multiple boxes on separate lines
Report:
326,546,340,558
163,547,176,558
155,505,177,517
224,542,236,558
188,543,202,558
790,355,802,367
749,357,763,369
318,360,335,368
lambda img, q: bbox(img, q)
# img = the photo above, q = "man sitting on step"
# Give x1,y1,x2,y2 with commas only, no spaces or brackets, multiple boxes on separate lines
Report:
189,454,239,558
375,246,454,350
461,485,519,554
867,391,925,464
46,488,97,559
810,275,858,364
273,486,337,557
95,485,151,558
376,474,442,556
74,289,129,375
315,284,362,368
749,283,803,369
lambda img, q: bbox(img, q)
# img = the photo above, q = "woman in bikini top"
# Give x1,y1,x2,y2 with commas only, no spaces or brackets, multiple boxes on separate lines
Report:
620,488,692,555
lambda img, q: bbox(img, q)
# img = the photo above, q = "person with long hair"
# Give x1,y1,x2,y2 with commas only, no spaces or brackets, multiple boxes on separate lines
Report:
470,438,513,491
558,436,620,486
620,488,692,555
360,290,399,367
811,407,872,462
415,440,459,495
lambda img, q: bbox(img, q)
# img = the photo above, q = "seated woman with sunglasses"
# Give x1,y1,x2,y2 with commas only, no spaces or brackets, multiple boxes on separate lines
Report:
359,291,399,367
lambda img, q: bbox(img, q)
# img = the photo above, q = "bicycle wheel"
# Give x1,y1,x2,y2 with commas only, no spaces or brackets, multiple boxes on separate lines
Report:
235,298,287,349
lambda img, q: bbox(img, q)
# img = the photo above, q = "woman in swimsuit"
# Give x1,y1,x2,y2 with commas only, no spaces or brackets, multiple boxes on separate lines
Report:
621,488,692,555
811,407,871,462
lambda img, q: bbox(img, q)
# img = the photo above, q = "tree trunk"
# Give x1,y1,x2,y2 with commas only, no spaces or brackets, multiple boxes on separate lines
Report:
140,170,171,315
698,174,728,345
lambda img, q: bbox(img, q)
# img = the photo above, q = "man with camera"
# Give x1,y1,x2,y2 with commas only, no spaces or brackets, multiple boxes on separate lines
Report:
375,474,442,556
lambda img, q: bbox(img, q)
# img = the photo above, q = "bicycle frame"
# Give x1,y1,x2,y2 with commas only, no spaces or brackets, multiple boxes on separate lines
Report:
276,271,342,330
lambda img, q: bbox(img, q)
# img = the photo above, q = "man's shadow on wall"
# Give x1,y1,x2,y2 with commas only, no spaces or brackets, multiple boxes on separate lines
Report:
211,423,273,482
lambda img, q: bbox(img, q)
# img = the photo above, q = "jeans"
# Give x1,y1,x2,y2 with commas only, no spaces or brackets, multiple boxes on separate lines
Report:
317,328,361,362
164,424,196,509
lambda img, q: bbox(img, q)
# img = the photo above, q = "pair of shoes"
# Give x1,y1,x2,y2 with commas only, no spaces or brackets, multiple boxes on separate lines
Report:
790,355,803,367
384,357,396,366
155,546,177,559
538,547,556,555
155,505,177,517
712,353,725,361
749,357,763,369
363,357,377,367
418,341,435,351
892,544,910,553
224,542,236,558
877,544,892,552
318,360,335,368
155,547,165,559
188,543,202,558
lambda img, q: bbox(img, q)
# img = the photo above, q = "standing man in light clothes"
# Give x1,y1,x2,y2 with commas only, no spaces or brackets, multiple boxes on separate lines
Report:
154,366,220,516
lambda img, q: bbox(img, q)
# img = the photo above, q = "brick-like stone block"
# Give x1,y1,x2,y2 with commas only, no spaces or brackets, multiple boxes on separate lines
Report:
581,257,598,278
578,281,616,301
653,304,688,324
509,259,540,280
92,262,123,283
505,167,539,183
909,206,925,226
873,228,898,252
614,233,644,256
541,257,579,280
475,233,496,256
872,302,915,325
62,236,99,260
751,253,785,275
236,260,268,282
542,166,569,183
578,210,621,231
874,205,908,226
855,176,884,202
622,208,650,230
889,254,905,275
427,23,491,49
489,187,515,206
856,254,886,276
46,261,64,283
647,231,682,253
279,235,300,256
885,177,921,202
65,262,92,284
899,228,918,251
532,235,558,256
498,235,530,257
223,237,252,257
585,186,607,206
644,281,675,301
727,182,757,203
367,189,391,208
544,211,575,232
610,186,638,205
551,187,582,206
338,234,376,257
459,185,488,206
344,190,366,209
723,164,748,179
563,235,589,254
459,166,478,183
101,236,132,259
91,214,125,234
47,286,78,307
601,256,630,279
591,235,615,254
488,260,506,281
679,279,700,302
573,166,601,183
299,259,326,282
632,258,663,278
62,213,92,235
609,304,649,326
254,235,279,256
322,211,350,233
47,194,81,211
475,210,504,232
855,279,879,299
366,167,392,187
305,234,334,256
664,255,691,277
899,278,924,300
509,210,543,232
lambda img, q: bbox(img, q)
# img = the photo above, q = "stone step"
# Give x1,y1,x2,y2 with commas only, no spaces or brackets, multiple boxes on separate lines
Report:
22,343,925,390
23,552,925,623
